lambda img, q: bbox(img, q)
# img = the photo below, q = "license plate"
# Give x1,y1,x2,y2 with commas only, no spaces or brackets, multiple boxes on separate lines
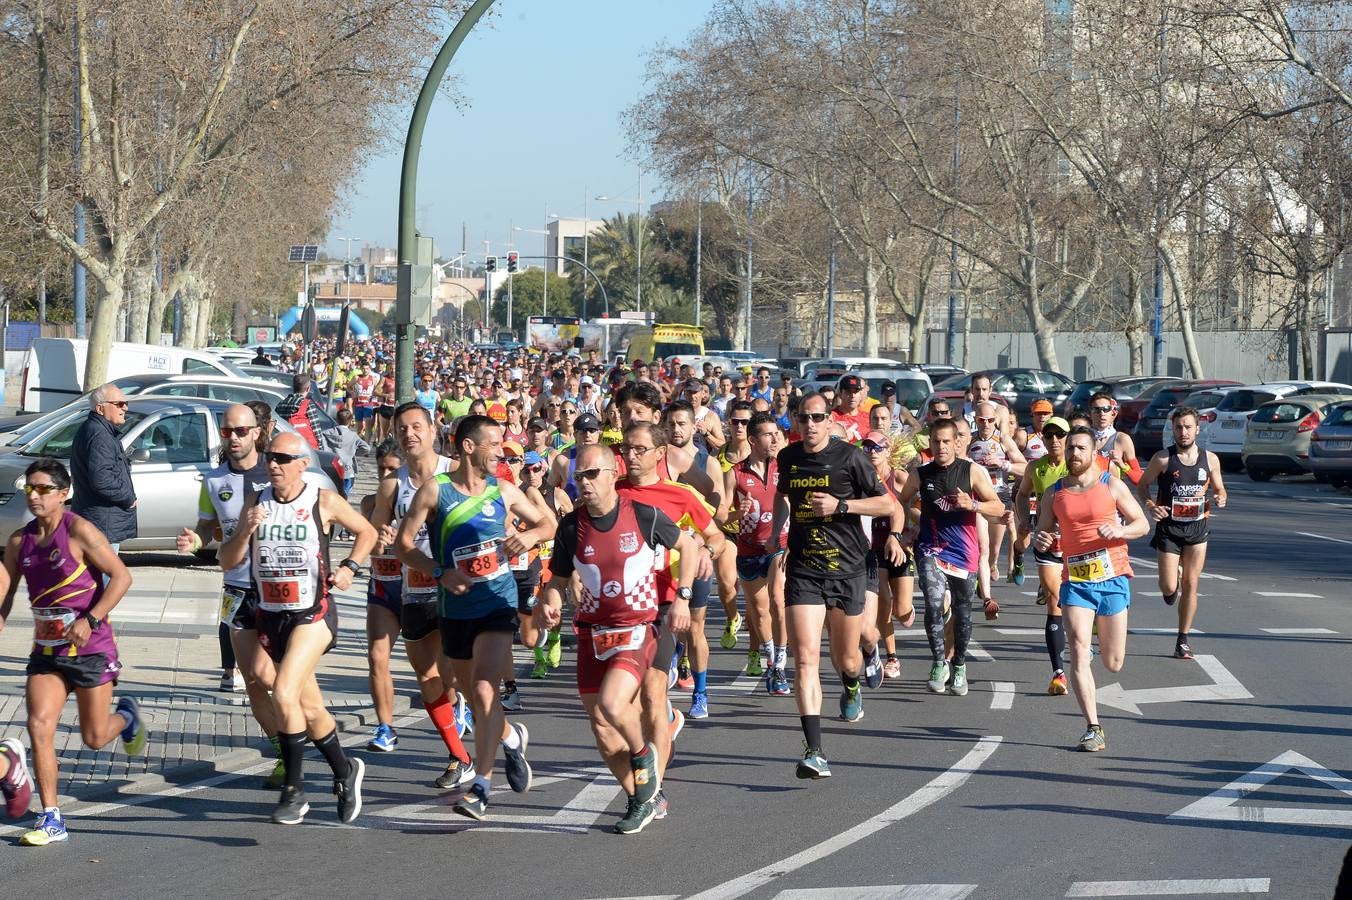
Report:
1326,440,1352,451
1222,420,1242,429
1256,430,1281,440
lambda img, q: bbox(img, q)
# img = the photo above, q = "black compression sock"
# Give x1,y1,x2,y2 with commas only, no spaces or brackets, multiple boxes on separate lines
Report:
800,715,823,751
313,729,351,779
279,731,307,790
1046,615,1066,672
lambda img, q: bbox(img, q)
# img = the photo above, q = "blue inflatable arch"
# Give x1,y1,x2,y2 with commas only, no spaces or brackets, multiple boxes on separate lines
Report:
277,305,371,338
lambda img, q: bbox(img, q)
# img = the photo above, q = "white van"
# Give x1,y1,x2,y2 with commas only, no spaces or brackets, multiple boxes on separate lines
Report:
20,338,243,413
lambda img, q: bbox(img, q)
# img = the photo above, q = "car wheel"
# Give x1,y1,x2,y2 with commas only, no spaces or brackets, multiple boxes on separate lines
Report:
1248,467,1273,482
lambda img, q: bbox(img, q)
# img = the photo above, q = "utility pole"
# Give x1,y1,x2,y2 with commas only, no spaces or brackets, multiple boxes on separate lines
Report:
636,170,643,313
72,23,86,339
694,194,703,327
583,188,590,321
945,73,962,366
744,183,754,353
542,202,549,316
827,236,836,357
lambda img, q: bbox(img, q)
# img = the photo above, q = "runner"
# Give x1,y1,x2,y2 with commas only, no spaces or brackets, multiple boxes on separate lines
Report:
768,392,895,779
1136,406,1227,661
537,444,698,834
1090,393,1142,483
897,418,1005,697
360,439,410,750
498,442,556,706
861,430,917,683
1032,426,1149,751
176,403,285,789
967,400,1027,585
0,737,33,823
1011,398,1055,580
1014,416,1073,694
830,374,872,441
0,458,148,846
394,415,551,821
368,403,475,788
218,432,377,825
951,416,1000,620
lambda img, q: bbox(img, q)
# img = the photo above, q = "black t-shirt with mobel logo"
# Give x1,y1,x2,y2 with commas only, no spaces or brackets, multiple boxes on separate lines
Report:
775,439,885,579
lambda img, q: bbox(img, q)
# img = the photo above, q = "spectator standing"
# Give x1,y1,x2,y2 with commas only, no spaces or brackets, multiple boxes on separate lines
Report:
70,384,138,552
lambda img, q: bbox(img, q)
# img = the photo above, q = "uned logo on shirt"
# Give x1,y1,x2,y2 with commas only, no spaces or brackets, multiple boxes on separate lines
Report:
619,532,639,554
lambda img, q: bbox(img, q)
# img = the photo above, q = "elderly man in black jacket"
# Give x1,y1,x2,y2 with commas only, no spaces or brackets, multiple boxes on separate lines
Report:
71,383,138,550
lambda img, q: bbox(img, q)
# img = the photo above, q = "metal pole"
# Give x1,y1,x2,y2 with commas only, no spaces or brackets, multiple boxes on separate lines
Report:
744,183,753,352
542,202,548,317
396,0,495,402
583,189,590,321
827,237,836,357
72,24,86,339
694,194,702,327
482,238,492,336
945,73,962,366
636,171,643,313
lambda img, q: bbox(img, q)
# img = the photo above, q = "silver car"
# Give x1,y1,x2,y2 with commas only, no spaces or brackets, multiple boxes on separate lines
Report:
0,397,337,551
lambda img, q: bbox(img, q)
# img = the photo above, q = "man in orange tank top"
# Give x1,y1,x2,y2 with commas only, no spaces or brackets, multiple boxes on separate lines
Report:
1032,427,1149,753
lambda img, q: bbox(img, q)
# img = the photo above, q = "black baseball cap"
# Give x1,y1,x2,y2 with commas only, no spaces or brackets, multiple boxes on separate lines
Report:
575,413,602,432
839,374,863,391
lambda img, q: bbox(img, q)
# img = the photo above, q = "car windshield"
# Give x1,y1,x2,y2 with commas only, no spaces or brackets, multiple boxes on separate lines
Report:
1117,380,1159,399
1251,402,1309,425
655,342,703,359
22,411,148,458
1323,404,1352,427
1182,390,1227,409
1070,383,1110,403
1216,390,1273,413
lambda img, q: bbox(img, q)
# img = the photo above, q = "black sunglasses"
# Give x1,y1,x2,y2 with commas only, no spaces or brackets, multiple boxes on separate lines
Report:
220,426,257,438
266,451,307,465
797,412,829,424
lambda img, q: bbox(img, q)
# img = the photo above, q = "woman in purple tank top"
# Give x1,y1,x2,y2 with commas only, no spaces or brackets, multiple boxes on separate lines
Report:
0,458,148,847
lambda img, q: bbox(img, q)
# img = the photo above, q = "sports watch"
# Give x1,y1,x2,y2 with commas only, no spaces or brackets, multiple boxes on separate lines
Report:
83,612,103,631
676,587,694,601
835,498,849,516
433,566,445,580
339,558,362,576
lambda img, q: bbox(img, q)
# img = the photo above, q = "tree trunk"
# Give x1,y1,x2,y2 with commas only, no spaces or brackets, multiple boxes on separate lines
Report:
862,252,879,357
84,264,126,390
195,281,213,346
1126,268,1145,376
1160,245,1204,378
181,277,200,348
1299,274,1315,379
127,268,153,344
146,274,171,346
1025,282,1061,371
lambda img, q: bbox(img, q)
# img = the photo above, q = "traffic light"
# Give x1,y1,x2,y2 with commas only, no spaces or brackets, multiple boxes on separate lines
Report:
506,251,519,273
485,255,497,273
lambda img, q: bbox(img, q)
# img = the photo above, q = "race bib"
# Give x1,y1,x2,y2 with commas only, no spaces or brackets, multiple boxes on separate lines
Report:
371,555,402,581
538,540,553,562
220,587,247,626
509,550,531,572
590,623,647,661
935,557,969,581
1171,497,1204,522
1067,549,1115,583
33,608,76,647
452,540,507,583
403,566,438,595
259,577,307,611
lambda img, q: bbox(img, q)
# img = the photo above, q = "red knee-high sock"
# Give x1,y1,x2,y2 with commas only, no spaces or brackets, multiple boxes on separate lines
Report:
425,694,470,764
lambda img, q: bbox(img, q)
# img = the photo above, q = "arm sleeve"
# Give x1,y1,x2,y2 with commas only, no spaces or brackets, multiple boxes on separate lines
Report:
548,513,578,578
633,502,682,550
851,447,886,498
197,482,218,521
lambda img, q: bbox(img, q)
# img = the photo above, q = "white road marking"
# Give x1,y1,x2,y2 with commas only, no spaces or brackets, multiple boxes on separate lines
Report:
1095,655,1251,715
1129,556,1236,581
994,628,1042,636
1128,628,1206,635
773,887,977,900
965,640,993,662
1170,750,1352,827
1261,627,1337,635
989,682,1015,710
1253,591,1322,598
1065,878,1269,896
683,736,1002,900
1297,530,1352,545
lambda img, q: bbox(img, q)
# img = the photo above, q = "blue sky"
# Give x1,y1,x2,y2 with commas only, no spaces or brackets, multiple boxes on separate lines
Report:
324,0,716,263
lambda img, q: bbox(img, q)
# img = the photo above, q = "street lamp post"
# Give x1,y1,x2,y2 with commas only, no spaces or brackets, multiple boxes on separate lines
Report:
596,170,644,312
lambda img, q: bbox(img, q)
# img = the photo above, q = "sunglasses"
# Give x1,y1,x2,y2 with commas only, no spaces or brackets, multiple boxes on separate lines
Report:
577,426,601,434
730,417,752,427
975,416,996,423
220,426,257,438
1042,429,1068,439
931,409,952,417
24,483,61,496
796,412,829,424
1090,406,1114,414
863,443,888,452
502,455,522,465
102,400,129,410
575,467,613,482
526,464,544,474
266,451,307,465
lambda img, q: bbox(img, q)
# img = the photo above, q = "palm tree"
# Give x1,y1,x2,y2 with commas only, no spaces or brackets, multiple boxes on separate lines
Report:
571,212,659,312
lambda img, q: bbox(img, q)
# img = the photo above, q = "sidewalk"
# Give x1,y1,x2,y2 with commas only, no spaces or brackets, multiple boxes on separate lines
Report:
0,552,405,808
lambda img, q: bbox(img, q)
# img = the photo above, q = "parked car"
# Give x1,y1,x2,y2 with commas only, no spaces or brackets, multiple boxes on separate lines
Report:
1060,376,1177,417
1202,382,1352,469
916,364,967,382
1131,379,1242,458
1115,379,1181,433
0,397,339,552
1308,401,1352,488
1164,386,1247,451
1241,393,1352,481
928,368,1074,423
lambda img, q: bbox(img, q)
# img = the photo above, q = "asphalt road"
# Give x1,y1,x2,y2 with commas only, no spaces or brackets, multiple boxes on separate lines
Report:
2,486,1349,899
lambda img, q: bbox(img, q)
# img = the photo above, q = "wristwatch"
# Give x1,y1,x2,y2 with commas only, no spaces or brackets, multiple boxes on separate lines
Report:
83,612,103,631
676,587,694,601
339,558,362,576
890,531,906,544
433,565,445,580
835,498,849,516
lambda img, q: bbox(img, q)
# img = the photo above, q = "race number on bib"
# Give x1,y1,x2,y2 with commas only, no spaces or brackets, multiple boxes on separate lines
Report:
589,623,647,661
371,555,402,580
220,587,247,626
452,540,507,583
1170,498,1204,522
403,566,438,594
33,608,77,647
260,577,307,611
935,557,969,581
1067,549,1115,583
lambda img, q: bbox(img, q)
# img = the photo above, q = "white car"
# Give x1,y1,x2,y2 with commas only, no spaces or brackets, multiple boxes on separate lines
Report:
1202,381,1352,468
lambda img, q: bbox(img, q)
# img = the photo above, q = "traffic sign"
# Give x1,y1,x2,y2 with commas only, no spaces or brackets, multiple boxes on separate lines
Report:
301,303,317,343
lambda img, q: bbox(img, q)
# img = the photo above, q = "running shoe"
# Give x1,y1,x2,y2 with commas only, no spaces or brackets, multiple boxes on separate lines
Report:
546,632,563,668
745,650,764,678
795,744,831,780
669,707,686,744
1036,586,1048,606
435,758,475,790
454,695,474,737
1048,672,1069,696
1174,637,1194,660
1,738,33,819
454,783,489,820
19,809,67,845
335,756,365,824
653,789,669,820
367,723,398,752
502,722,532,793
667,650,680,690
983,597,1000,621
839,685,864,722
219,669,245,693
115,696,147,757
1010,557,1025,585
927,661,950,694
768,668,791,696
863,644,883,689
689,691,709,720
883,654,902,680
949,664,969,696
676,656,694,690
631,742,660,805
720,612,743,650
530,657,548,679
615,795,657,834
1078,724,1106,752
272,786,310,825
500,682,522,712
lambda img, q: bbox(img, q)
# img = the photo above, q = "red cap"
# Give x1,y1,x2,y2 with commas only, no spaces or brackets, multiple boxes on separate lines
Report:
863,430,890,447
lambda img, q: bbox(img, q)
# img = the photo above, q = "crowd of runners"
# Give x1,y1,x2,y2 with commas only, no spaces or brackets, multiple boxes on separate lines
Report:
0,339,1228,840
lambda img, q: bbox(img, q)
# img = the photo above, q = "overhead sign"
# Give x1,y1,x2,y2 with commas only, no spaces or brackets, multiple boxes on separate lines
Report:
1095,654,1251,715
1170,750,1352,827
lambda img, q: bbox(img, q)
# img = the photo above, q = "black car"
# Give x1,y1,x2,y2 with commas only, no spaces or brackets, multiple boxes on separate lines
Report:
931,367,1074,422
1060,375,1179,417
1130,379,1242,457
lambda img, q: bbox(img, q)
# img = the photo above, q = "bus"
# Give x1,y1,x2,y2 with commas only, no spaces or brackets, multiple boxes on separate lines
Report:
527,316,581,353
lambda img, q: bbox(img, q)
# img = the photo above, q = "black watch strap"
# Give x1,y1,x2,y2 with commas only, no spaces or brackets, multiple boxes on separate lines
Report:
340,558,362,575
83,611,102,630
